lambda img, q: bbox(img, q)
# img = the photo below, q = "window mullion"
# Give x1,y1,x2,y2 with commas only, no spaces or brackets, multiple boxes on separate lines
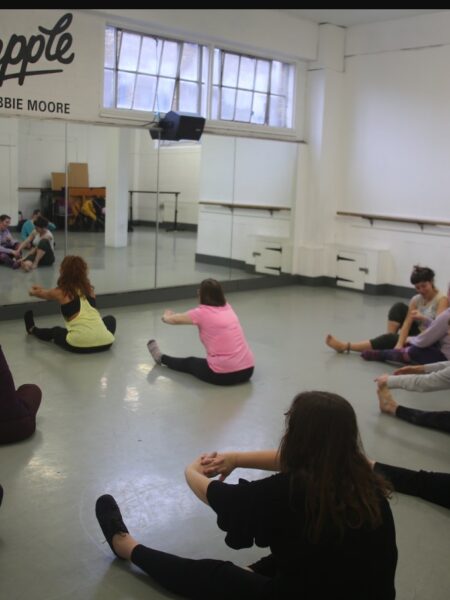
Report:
173,41,183,111
130,35,143,109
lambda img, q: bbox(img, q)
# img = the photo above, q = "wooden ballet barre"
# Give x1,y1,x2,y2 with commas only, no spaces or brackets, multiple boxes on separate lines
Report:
336,210,450,231
200,201,291,213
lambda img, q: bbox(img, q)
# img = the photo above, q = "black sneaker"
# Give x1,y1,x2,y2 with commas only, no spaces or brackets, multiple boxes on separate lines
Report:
24,310,35,334
95,494,129,558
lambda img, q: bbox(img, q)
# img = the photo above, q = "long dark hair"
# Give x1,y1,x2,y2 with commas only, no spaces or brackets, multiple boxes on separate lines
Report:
199,278,226,306
57,255,94,298
279,391,391,543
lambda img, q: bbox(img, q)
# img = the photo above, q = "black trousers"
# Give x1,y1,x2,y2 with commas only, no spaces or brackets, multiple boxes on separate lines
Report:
370,302,421,349
31,315,116,353
396,405,450,434
375,462,450,509
161,354,254,386
131,545,271,600
0,345,42,444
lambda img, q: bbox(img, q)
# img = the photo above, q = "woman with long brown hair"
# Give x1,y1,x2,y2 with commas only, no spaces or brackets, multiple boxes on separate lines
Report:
95,391,397,599
23,255,116,353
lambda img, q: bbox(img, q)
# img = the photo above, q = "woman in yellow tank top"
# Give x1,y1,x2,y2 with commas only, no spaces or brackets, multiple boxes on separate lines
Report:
24,255,115,353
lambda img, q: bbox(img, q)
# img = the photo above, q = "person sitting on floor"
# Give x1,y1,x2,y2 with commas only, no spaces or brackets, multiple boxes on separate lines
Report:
20,209,56,243
24,255,116,354
0,214,21,269
326,265,448,355
15,216,55,271
0,345,42,444
147,278,254,386
361,298,450,365
95,391,397,600
375,367,449,434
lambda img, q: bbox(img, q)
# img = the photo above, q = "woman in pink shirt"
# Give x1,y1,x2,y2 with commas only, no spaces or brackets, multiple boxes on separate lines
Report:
147,279,254,385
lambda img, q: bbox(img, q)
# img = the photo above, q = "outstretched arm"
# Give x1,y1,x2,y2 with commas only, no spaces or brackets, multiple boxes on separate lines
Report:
162,309,193,325
28,285,63,301
200,450,280,481
185,450,280,505
185,456,212,505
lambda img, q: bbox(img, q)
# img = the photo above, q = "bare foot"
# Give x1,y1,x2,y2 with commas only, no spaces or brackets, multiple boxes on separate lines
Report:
325,334,348,353
377,385,398,416
112,532,139,560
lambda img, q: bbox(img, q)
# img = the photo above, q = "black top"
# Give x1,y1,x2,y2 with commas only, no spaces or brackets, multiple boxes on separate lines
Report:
207,473,397,600
60,295,96,319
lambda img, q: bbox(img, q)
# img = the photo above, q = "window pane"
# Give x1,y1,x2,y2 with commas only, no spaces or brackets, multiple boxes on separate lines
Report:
255,60,270,92
104,27,116,69
238,56,255,89
159,41,179,77
270,61,287,94
251,92,267,124
103,69,115,108
222,53,239,87
220,87,236,120
156,78,176,112
211,85,219,119
117,71,135,109
235,90,252,121
133,74,157,111
179,81,199,113
180,43,198,81
118,32,141,71
213,48,220,85
201,47,209,116
139,37,159,74
269,94,286,127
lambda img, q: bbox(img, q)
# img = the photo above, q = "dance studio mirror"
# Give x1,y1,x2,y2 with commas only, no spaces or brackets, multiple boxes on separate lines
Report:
1,115,296,307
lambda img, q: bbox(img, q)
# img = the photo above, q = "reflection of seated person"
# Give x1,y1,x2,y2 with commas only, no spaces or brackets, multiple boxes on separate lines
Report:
21,209,56,244
0,214,21,268
16,216,55,271
69,196,97,226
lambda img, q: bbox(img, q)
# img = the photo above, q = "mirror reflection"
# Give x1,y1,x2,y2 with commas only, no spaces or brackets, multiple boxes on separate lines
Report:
1,114,297,308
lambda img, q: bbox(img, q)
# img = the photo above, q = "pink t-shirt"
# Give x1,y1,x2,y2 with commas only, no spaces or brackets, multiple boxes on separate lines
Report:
188,303,255,373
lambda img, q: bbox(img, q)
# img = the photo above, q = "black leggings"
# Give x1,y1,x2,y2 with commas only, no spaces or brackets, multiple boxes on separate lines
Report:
374,462,450,509
31,316,116,353
396,405,450,433
161,355,254,386
0,346,42,444
23,239,55,267
370,302,421,350
131,545,271,600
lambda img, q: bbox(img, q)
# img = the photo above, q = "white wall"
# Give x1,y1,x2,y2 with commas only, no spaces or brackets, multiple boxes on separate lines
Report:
331,11,450,291
132,131,201,225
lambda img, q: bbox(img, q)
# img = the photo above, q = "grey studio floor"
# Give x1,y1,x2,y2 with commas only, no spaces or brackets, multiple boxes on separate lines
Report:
1,286,449,600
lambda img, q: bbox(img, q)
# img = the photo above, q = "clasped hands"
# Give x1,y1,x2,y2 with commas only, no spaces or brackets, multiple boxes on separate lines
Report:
189,451,236,481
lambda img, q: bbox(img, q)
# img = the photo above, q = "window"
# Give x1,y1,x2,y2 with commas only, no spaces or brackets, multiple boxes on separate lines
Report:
104,27,295,130
212,49,294,128
104,27,208,115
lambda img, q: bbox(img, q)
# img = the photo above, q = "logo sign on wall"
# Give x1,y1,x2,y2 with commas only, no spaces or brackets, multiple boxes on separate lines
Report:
0,10,104,121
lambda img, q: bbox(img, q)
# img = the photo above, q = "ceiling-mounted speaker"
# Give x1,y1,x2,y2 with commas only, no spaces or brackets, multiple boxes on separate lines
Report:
150,111,206,141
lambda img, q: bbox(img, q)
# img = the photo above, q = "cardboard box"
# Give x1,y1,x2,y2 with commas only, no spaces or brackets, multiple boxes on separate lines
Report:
51,172,66,191
68,163,89,188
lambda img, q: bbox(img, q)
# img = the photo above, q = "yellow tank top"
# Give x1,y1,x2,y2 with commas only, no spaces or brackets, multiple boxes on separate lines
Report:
66,296,115,348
